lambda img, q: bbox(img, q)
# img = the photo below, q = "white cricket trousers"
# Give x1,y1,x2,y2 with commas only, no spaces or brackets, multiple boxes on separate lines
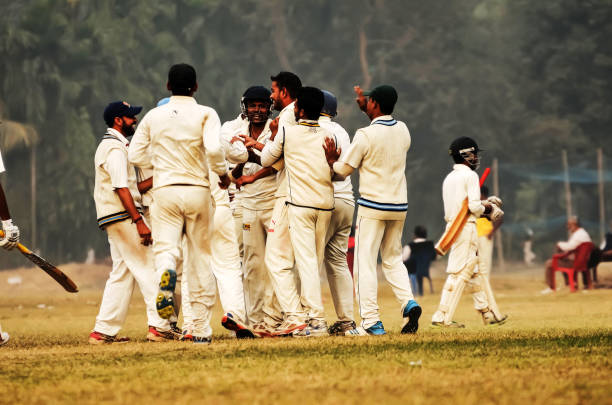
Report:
431,223,489,324
354,213,414,329
181,204,248,328
243,206,283,326
232,205,244,259
265,198,303,321
288,205,332,322
94,219,169,336
323,198,355,322
151,185,216,338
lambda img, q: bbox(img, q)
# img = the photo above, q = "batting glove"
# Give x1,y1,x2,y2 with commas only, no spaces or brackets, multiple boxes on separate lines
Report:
487,196,503,208
0,219,20,250
489,204,504,222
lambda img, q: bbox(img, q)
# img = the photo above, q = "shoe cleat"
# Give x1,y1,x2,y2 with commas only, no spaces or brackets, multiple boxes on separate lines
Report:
401,300,422,334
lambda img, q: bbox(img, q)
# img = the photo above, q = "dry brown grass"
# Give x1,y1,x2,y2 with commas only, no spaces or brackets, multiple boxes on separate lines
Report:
0,261,610,404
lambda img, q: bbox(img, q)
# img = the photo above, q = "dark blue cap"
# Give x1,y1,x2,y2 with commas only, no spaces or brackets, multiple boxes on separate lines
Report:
103,101,142,127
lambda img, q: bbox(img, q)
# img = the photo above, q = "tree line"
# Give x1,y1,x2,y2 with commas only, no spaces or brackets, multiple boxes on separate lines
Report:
1,0,611,268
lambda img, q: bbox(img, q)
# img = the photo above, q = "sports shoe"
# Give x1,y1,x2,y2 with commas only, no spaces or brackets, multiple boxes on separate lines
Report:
328,320,359,336
156,269,177,319
401,300,422,334
192,336,212,344
540,287,554,295
252,321,277,338
146,326,176,342
484,314,508,327
0,331,10,347
222,313,255,339
88,331,130,345
293,319,329,337
430,321,465,329
272,319,307,337
365,321,386,336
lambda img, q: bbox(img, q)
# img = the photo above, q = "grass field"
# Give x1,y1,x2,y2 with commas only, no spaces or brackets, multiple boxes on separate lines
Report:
0,261,610,405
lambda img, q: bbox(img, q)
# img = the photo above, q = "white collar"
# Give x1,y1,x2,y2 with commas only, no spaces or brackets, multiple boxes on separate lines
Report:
413,238,426,243
280,101,295,114
105,128,130,146
319,116,332,122
371,115,394,124
453,164,472,172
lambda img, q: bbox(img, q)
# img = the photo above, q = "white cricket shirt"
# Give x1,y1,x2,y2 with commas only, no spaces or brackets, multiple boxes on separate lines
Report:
319,116,354,205
128,96,227,190
442,164,485,223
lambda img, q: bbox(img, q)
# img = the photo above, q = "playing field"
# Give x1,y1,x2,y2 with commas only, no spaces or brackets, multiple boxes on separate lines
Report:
0,262,610,405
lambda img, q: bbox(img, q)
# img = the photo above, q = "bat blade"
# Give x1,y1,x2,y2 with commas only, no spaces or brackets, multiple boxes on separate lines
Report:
0,230,78,293
19,248,79,293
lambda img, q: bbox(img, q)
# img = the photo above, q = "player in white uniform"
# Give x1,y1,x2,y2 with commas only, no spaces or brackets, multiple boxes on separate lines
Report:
129,64,229,344
430,137,505,328
224,86,283,332
261,86,334,337
241,72,305,337
318,90,360,336
324,85,422,335
139,98,252,340
90,101,174,344
0,147,21,346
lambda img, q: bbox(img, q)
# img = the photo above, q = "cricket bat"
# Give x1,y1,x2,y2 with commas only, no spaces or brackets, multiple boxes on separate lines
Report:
435,167,491,256
0,230,78,293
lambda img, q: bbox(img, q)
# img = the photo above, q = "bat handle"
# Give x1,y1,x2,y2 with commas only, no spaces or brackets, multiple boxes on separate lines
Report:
479,167,491,187
0,229,29,253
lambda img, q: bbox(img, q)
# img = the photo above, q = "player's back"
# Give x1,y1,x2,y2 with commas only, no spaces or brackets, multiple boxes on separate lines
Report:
356,116,410,205
141,96,221,189
283,120,334,210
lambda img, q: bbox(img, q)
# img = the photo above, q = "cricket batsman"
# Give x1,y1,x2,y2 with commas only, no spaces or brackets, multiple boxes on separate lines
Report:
431,137,506,328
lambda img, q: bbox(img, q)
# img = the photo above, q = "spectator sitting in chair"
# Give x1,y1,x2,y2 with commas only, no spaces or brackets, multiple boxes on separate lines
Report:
541,216,591,294
402,226,436,296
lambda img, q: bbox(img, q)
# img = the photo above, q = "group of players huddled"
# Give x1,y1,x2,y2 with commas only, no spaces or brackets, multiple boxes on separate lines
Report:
0,63,507,346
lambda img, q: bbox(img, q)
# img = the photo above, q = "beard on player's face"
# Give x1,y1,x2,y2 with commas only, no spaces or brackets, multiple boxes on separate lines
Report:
121,118,136,136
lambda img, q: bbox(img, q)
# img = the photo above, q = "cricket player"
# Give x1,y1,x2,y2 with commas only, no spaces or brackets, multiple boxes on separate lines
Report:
0,147,20,346
318,90,360,336
242,71,305,337
90,101,174,344
430,137,505,328
324,84,421,335
261,86,334,336
474,185,507,322
223,86,283,331
128,63,230,344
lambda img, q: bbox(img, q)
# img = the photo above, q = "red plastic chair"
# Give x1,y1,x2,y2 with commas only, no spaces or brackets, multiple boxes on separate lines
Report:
551,242,595,292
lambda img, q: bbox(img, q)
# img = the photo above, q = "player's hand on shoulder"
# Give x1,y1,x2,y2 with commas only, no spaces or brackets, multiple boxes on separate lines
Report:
0,219,20,250
323,137,341,168
134,218,152,246
218,174,231,190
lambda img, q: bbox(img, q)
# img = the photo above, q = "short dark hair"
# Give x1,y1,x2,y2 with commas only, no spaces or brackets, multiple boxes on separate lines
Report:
168,63,196,96
414,225,427,239
480,185,489,197
296,87,324,120
270,71,302,99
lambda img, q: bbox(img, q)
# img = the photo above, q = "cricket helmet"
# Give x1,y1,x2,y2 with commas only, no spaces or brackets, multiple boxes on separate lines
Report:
449,136,481,170
321,90,337,117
